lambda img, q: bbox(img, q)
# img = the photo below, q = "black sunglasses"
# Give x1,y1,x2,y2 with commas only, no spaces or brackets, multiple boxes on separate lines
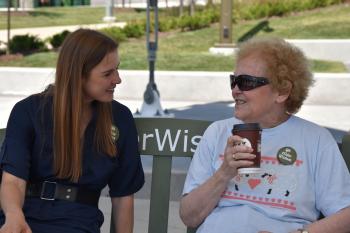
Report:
230,74,270,91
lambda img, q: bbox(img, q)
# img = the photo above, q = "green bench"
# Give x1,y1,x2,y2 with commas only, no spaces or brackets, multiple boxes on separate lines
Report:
126,118,211,233
1,119,350,233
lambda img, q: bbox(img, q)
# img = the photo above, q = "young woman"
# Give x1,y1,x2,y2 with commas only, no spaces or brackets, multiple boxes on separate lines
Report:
0,29,144,233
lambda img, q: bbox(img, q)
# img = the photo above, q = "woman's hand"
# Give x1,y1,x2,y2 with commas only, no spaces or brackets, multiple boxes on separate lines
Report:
0,211,31,233
220,135,256,179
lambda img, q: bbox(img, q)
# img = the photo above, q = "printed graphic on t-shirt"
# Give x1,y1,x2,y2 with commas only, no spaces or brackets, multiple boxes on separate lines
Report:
218,153,303,212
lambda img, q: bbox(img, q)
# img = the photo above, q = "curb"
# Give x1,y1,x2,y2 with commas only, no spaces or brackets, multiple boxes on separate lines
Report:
0,68,349,105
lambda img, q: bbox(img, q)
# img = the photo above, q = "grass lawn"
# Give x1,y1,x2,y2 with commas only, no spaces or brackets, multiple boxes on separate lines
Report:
235,4,350,39
0,4,349,72
0,7,146,29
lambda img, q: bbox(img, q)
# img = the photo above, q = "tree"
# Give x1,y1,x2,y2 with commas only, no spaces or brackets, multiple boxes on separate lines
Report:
190,0,195,16
179,0,183,16
6,0,11,55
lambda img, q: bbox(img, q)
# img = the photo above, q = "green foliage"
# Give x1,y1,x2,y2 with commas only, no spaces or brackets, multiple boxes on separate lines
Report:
159,18,178,32
234,0,347,20
122,22,145,38
178,15,191,31
100,27,127,43
49,30,70,49
9,34,47,55
188,14,211,30
202,8,220,23
177,11,214,32
0,2,348,73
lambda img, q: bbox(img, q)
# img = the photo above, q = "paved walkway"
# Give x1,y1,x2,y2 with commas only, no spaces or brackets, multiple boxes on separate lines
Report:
99,197,185,233
0,22,126,42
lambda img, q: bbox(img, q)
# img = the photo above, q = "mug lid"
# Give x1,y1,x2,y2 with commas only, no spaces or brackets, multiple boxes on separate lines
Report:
233,123,261,131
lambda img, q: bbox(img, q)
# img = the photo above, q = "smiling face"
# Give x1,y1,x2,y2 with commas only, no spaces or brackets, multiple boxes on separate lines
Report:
83,50,121,103
233,55,289,128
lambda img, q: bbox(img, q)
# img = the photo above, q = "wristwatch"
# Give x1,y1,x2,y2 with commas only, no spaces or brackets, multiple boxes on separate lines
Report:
297,229,309,233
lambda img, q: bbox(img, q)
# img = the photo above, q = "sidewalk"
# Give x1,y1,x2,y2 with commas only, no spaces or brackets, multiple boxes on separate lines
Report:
1,68,349,134
0,22,126,41
99,197,186,233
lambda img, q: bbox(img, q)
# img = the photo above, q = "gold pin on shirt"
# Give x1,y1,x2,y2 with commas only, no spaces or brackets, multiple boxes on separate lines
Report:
111,125,119,142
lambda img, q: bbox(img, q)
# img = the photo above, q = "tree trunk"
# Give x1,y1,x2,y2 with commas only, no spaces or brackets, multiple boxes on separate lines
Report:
190,0,195,16
179,0,183,16
6,0,11,55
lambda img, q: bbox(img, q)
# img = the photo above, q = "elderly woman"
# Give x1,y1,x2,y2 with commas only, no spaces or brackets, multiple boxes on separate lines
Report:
180,37,350,233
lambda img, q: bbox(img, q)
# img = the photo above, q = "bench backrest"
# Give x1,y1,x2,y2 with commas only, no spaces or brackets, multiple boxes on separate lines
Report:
1,123,350,233
0,129,4,145
132,118,211,233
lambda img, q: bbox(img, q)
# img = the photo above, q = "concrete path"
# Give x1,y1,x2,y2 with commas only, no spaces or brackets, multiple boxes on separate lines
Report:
0,22,126,42
99,197,186,233
1,68,349,135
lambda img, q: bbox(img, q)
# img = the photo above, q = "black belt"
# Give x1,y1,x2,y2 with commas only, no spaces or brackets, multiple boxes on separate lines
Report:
26,181,100,207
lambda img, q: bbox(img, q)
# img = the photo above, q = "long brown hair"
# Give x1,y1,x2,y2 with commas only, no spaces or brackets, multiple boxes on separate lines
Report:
53,29,118,182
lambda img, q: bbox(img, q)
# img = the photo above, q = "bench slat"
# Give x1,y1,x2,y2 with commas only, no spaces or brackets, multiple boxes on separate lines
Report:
342,135,350,170
0,128,5,144
148,155,172,233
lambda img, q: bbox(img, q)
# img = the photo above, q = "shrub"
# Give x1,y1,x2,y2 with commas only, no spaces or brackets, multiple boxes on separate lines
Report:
178,15,192,31
100,27,127,43
140,19,154,33
49,30,70,49
9,34,47,55
234,0,347,20
178,14,211,31
203,8,220,23
159,18,178,32
122,22,145,38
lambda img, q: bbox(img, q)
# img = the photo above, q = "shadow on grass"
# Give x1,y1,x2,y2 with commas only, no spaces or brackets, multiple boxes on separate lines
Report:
29,11,62,18
238,20,274,43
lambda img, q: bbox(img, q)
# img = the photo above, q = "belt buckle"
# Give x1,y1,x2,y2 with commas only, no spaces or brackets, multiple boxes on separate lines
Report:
40,181,57,201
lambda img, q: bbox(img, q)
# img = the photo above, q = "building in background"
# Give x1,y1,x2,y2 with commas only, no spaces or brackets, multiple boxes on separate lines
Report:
0,0,90,8
0,0,210,8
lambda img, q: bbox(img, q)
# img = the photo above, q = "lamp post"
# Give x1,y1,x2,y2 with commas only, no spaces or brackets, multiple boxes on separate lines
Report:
135,0,173,117
103,0,116,22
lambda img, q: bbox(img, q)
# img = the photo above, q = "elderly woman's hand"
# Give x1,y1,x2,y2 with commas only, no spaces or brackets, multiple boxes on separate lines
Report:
220,135,255,179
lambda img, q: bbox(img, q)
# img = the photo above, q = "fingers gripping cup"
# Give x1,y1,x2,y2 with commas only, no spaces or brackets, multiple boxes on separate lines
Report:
232,123,262,174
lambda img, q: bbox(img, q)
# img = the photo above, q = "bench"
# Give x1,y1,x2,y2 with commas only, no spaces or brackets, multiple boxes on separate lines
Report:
124,118,211,233
1,119,350,233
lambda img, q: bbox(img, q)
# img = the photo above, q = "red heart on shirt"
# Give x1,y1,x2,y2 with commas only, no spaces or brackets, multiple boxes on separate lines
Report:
248,179,261,189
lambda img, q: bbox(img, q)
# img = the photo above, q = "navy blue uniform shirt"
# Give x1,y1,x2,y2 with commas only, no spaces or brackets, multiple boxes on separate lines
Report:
0,94,144,233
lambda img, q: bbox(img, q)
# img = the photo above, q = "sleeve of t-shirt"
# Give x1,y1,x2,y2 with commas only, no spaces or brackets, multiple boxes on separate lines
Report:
314,131,350,216
0,100,34,181
108,108,145,197
182,122,218,195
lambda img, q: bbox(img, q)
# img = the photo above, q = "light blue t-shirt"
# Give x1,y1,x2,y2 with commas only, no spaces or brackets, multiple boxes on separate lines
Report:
183,116,350,233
